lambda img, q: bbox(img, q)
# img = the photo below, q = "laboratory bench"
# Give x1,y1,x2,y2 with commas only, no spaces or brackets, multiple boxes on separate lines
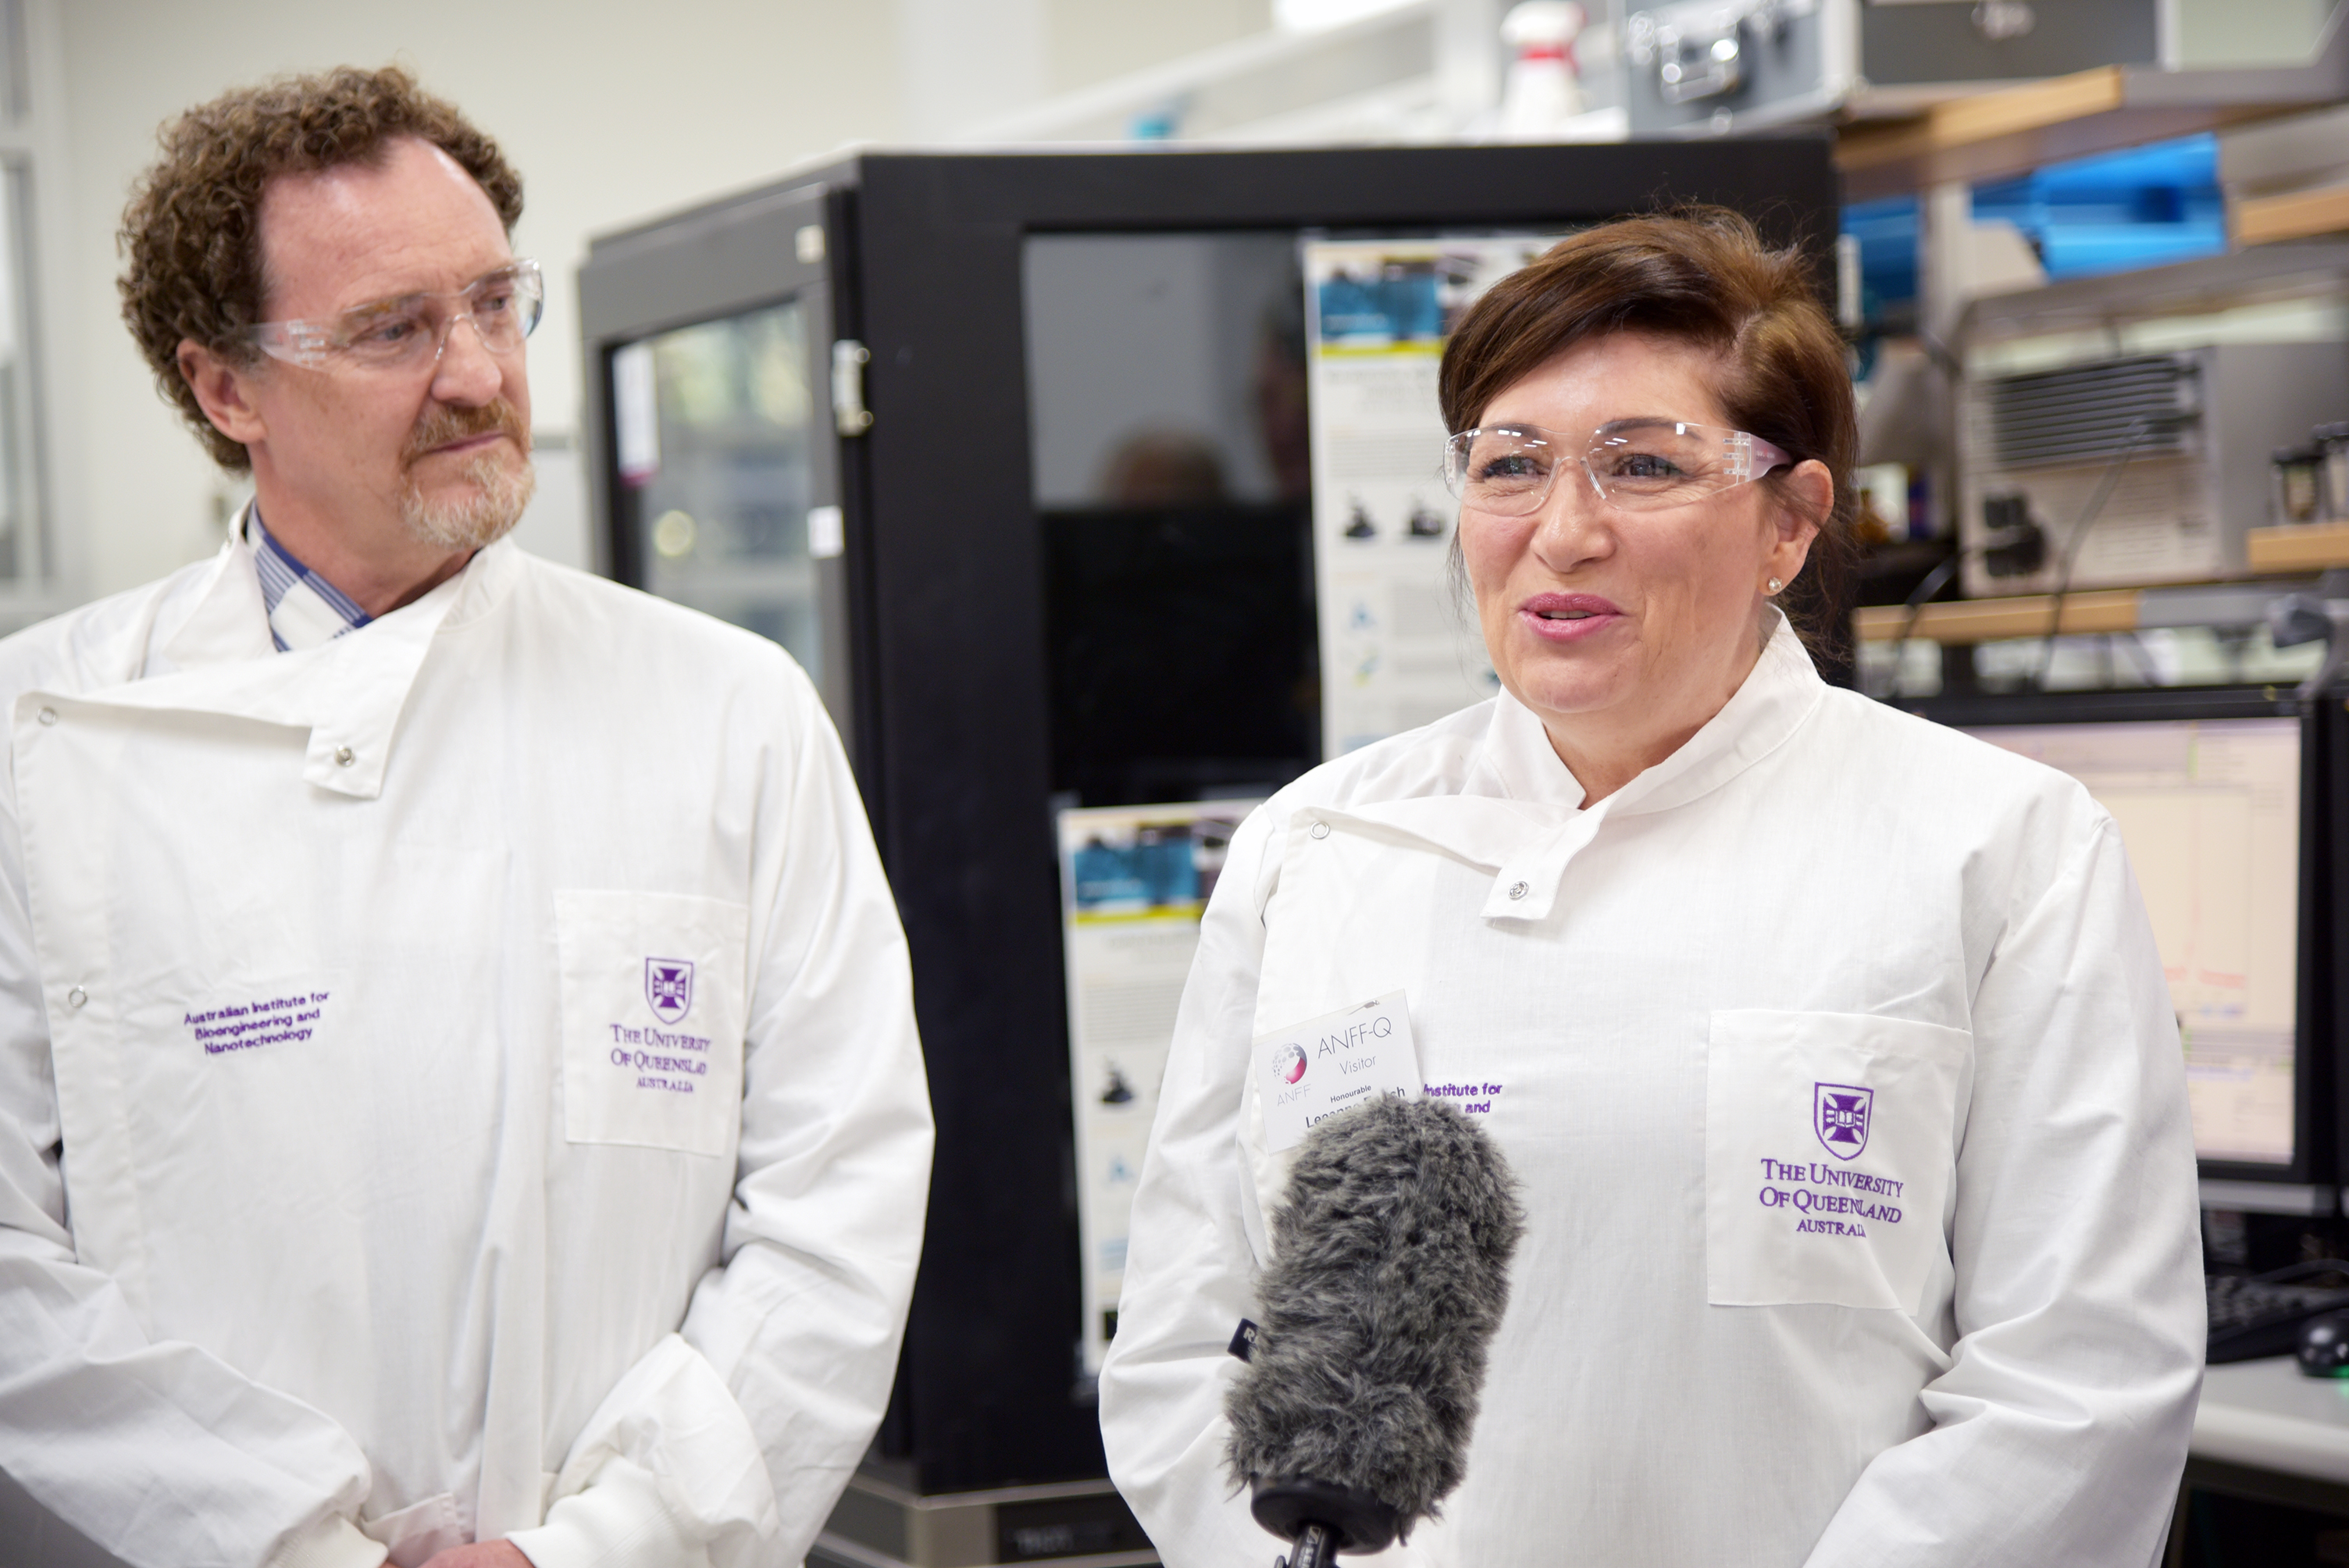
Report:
2198,1357,2349,1492
2182,1359,2349,1563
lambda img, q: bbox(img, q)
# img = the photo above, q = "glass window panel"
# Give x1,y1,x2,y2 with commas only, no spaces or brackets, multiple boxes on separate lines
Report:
0,1,24,129
1024,232,1319,806
1025,233,1308,508
622,299,819,682
0,159,35,584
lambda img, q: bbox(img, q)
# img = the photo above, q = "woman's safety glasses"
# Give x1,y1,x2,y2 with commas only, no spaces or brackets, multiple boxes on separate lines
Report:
1442,419,1791,515
244,259,545,373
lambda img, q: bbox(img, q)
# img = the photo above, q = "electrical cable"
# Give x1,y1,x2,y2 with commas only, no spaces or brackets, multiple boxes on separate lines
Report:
1882,547,1968,700
2030,416,2152,693
1881,412,2160,701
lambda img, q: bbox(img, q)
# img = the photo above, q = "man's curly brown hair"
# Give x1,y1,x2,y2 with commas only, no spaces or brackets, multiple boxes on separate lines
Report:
118,65,525,471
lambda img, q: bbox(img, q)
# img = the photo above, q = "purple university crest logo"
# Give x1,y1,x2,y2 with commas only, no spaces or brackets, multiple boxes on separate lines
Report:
1814,1082,1873,1160
646,959,694,1024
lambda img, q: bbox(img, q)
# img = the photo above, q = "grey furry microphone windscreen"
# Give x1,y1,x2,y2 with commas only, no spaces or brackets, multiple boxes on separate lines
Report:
1223,1093,1524,1556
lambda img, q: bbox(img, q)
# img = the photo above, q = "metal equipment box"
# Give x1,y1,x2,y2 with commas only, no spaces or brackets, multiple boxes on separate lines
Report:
1957,342,2349,599
1623,0,2162,136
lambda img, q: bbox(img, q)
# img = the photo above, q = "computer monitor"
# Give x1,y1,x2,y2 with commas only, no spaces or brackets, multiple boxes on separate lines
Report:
1898,689,2335,1206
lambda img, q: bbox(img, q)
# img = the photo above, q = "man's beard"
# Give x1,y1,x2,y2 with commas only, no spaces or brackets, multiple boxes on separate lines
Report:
398,400,536,551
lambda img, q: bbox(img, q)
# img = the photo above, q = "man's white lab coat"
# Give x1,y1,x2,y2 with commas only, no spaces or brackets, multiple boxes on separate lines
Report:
1100,618,2202,1568
0,532,933,1568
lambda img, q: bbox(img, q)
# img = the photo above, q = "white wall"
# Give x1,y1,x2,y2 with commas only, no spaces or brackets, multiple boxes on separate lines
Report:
1044,0,1277,91
48,0,1271,602
893,0,1277,138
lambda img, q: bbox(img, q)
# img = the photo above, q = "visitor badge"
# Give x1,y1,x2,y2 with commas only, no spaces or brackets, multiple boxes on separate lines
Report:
1256,991,1421,1153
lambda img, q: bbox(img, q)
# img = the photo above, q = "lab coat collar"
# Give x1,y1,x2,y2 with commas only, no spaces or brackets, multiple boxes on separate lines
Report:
1318,613,1824,921
1458,611,1822,814
144,527,275,675
1475,611,1826,920
41,522,523,800
1601,611,1827,821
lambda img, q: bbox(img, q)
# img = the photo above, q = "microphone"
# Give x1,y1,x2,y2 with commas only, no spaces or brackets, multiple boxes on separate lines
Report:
1223,1093,1524,1567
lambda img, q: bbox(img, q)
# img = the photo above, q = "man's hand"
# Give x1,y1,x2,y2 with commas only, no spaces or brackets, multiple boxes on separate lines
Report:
418,1544,532,1568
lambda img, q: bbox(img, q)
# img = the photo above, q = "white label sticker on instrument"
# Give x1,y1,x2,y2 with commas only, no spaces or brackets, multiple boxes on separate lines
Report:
1256,991,1421,1153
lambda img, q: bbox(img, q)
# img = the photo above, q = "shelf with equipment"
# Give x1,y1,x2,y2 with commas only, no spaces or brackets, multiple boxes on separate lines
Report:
2251,523,2349,574
1855,589,2141,645
1834,14,2349,202
1852,244,2349,650
2237,183,2349,248
1956,240,2349,340
1852,578,2329,647
2226,102,2349,248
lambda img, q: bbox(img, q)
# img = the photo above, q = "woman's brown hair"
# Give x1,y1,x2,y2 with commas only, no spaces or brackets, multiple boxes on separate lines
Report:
1438,208,1855,657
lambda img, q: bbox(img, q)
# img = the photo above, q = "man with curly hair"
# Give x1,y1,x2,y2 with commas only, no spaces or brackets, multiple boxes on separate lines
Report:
0,66,932,1568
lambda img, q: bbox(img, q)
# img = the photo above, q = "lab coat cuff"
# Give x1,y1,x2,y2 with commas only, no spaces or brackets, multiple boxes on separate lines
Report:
506,1457,708,1568
263,1514,388,1568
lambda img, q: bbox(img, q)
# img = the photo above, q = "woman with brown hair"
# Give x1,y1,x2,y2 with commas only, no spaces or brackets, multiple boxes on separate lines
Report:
1099,210,2201,1567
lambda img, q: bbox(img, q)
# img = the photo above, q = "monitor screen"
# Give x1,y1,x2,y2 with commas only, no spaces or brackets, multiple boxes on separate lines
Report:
1022,231,1320,807
1965,716,2302,1167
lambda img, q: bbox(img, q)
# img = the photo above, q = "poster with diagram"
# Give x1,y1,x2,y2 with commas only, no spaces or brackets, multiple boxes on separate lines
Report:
1303,236,1571,756
1057,799,1257,1376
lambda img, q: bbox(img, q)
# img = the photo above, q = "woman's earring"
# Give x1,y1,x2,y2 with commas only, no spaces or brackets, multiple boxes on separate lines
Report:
1766,577,1784,594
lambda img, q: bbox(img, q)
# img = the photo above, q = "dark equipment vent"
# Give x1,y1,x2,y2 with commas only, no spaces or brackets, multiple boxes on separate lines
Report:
1983,352,2200,470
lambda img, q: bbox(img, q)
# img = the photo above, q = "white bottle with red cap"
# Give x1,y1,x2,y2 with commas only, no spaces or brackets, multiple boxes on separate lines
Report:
1498,1,1586,137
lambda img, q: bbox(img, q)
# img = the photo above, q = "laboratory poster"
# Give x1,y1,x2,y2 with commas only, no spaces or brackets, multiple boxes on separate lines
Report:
1057,799,1257,1377
1303,236,1570,757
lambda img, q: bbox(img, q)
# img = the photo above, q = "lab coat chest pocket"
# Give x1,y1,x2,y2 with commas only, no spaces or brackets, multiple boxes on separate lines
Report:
554,890,750,1158
1705,1010,1969,1313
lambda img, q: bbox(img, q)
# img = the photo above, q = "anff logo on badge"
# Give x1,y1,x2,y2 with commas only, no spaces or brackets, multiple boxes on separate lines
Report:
646,958,695,1025
1813,1082,1873,1161
1275,1043,1308,1085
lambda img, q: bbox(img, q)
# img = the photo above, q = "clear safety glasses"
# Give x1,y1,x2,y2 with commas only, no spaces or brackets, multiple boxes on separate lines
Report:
1442,419,1791,516
244,259,544,373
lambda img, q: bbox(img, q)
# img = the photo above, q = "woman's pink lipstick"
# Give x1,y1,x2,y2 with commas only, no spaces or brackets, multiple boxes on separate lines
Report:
1517,593,1623,643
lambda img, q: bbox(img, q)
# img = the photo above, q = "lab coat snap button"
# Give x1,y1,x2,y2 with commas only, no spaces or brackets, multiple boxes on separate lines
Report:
65,986,84,1009
35,707,55,726
1308,821,1331,839
333,746,355,768
1507,881,1529,900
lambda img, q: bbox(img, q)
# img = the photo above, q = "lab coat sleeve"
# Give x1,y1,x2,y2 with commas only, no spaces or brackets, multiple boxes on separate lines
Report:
1802,814,2203,1568
510,661,932,1568
1100,807,1432,1568
0,738,387,1568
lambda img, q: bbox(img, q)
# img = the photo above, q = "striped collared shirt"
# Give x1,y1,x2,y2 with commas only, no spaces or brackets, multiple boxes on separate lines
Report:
250,510,372,653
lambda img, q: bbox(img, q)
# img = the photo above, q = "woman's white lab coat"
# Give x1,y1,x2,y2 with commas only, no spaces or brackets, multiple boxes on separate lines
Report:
1099,619,2202,1568
0,533,932,1568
